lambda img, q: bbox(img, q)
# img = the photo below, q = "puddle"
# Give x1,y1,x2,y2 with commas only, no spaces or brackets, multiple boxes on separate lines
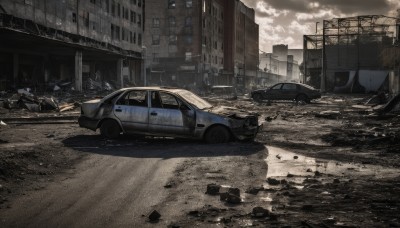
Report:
266,146,400,179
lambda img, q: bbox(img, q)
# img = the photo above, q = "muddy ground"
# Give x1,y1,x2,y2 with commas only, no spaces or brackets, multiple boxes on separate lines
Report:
0,94,399,227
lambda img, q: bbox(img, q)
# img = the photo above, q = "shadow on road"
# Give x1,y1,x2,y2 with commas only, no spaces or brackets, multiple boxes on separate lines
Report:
62,134,266,159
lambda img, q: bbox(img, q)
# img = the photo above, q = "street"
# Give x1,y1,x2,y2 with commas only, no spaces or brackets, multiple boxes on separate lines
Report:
1,95,400,227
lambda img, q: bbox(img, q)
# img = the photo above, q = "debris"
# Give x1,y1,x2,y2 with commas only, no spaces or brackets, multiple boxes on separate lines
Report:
293,156,298,159
252,206,270,218
276,154,281,159
245,186,263,195
147,210,161,222
205,183,220,195
287,173,294,178
220,187,241,204
315,110,341,119
164,181,175,188
0,121,6,126
376,93,400,114
267,178,280,185
302,205,314,211
306,168,313,172
333,179,340,184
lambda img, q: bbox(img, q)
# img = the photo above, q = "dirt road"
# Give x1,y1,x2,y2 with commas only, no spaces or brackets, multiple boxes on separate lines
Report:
1,95,400,227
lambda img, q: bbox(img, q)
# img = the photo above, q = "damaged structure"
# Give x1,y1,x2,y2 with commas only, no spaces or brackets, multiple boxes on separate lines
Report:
143,0,259,92
0,0,144,92
303,15,400,94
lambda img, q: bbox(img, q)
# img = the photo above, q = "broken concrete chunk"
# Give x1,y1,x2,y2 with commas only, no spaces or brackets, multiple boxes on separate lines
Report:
147,210,161,222
245,186,263,195
252,206,270,218
205,183,220,195
226,194,241,204
228,188,240,197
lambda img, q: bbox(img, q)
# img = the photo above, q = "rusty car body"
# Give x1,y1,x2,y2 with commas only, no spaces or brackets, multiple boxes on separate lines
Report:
78,87,261,143
251,82,321,103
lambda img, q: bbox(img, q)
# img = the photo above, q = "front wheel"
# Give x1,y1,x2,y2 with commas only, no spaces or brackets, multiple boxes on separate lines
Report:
100,119,121,139
204,126,231,144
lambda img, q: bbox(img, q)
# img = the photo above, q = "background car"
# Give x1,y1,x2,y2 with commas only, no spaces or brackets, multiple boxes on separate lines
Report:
250,82,321,103
78,87,261,143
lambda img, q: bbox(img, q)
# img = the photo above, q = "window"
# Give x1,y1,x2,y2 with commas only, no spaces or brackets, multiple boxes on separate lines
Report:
72,13,76,23
152,53,159,62
116,91,147,107
152,35,160,45
184,26,192,35
152,18,160,28
130,31,133,43
169,17,176,27
169,35,177,44
138,14,142,27
138,0,142,7
168,0,176,9
117,3,121,17
115,26,120,40
271,84,282,90
133,32,136,43
138,33,142,45
185,16,192,26
111,1,115,16
111,24,114,39
185,36,193,44
214,41,217,49
160,93,179,109
185,52,192,62
131,11,136,23
186,0,192,8
106,0,110,13
282,84,297,90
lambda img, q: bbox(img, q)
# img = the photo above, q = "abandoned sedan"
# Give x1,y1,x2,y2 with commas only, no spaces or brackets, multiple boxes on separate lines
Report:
78,87,261,143
251,82,321,103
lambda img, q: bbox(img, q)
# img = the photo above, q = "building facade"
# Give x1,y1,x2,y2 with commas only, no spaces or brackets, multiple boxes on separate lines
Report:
144,0,258,92
0,0,144,92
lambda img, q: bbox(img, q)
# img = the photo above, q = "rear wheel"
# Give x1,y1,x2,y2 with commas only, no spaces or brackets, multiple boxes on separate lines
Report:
204,126,231,144
100,119,121,139
253,93,263,102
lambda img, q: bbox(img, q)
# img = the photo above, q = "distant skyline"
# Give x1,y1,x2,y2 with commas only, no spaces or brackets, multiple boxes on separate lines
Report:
242,0,400,52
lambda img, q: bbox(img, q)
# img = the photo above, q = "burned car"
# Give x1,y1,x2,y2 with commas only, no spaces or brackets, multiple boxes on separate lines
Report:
251,82,321,103
78,87,261,143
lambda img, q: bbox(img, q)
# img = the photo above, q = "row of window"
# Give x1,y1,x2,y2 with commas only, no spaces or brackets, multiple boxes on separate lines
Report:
168,0,193,9
152,17,192,28
111,24,142,45
152,35,192,45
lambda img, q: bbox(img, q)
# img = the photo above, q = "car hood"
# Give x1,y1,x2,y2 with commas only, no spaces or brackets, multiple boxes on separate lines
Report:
205,106,258,118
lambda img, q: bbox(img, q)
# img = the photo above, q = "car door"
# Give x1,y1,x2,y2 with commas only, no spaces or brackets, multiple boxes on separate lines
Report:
281,83,298,100
148,91,196,136
265,83,283,100
113,90,149,134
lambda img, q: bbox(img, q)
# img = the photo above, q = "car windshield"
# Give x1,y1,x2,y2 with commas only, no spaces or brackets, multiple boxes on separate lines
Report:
176,90,213,109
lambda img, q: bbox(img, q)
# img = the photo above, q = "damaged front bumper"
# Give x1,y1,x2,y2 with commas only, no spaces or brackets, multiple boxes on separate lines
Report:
232,123,263,140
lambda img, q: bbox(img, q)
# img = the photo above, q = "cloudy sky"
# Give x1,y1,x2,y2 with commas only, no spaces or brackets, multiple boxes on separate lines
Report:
242,0,400,52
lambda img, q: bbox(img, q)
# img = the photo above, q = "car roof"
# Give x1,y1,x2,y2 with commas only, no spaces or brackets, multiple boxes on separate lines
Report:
118,86,187,93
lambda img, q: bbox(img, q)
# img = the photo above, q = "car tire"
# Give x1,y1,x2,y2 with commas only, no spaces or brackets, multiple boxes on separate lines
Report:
296,94,310,104
253,93,263,102
100,119,121,139
204,126,231,144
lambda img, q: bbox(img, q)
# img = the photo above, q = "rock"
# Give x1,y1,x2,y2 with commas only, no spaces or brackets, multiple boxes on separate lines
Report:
315,171,321,176
226,194,241,204
293,156,298,159
280,179,288,184
147,210,161,222
206,183,220,195
287,173,294,178
276,154,281,159
306,168,313,172
228,188,240,197
188,210,199,216
267,178,280,185
164,181,175,188
245,186,263,195
333,179,340,184
252,206,270,218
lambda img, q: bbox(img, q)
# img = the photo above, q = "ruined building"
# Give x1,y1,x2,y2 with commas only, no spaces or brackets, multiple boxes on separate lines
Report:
0,0,144,92
303,15,400,93
143,0,258,92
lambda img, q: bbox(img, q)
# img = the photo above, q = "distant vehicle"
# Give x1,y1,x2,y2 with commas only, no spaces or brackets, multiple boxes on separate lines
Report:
209,85,237,100
78,87,261,143
250,83,321,103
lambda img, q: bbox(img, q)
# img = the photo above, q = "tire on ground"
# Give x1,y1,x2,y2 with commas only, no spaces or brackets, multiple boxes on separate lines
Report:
100,119,121,139
204,125,231,144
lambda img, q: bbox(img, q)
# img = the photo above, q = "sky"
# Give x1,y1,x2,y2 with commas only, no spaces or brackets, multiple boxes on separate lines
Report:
242,0,400,52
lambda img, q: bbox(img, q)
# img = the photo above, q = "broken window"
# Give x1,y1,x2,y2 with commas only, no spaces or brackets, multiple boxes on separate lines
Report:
185,16,192,26
138,0,142,7
153,18,160,28
138,33,142,45
168,0,176,9
115,26,120,40
116,91,147,107
169,35,177,45
185,52,192,62
133,32,136,43
152,35,160,45
186,0,192,8
72,13,76,23
169,17,176,27
111,24,115,39
159,92,179,109
118,3,121,17
111,1,116,17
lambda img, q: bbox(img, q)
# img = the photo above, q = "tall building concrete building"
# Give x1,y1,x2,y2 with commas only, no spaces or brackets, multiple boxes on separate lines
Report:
0,0,144,91
144,0,258,91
